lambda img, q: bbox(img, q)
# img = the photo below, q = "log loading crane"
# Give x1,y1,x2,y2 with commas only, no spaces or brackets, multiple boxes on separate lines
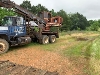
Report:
0,0,63,54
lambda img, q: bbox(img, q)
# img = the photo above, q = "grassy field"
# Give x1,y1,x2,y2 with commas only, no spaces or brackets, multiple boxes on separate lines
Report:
61,31,100,75
1,31,100,75
88,36,100,75
24,31,100,74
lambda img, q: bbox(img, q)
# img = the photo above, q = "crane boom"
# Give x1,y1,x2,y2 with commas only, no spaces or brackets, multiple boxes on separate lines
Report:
0,0,46,25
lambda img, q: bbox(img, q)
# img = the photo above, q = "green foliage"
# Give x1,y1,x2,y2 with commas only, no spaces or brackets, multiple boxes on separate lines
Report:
90,36,100,59
50,27,59,32
20,0,31,11
87,36,100,75
20,0,48,15
36,4,48,14
88,20,100,31
69,12,89,30
0,8,16,24
57,9,71,31
50,9,57,17
34,26,39,32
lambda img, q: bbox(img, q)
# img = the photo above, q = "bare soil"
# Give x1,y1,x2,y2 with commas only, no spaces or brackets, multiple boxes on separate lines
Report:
0,46,87,75
0,60,58,75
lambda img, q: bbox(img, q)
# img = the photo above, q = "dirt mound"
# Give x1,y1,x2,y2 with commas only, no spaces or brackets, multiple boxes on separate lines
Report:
0,60,58,75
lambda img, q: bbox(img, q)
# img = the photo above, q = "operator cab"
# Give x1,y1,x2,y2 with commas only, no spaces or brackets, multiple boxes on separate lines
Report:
2,16,24,26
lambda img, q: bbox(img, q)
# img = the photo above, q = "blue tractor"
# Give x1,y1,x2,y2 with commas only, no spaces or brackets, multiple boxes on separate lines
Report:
0,16,31,54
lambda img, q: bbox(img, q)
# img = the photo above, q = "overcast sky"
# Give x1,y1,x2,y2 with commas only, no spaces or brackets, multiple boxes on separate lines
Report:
14,0,100,20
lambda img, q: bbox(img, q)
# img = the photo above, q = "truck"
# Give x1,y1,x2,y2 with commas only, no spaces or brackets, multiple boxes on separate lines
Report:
0,0,63,54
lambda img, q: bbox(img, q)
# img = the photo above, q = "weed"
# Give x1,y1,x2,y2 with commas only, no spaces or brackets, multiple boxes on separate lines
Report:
88,36,100,75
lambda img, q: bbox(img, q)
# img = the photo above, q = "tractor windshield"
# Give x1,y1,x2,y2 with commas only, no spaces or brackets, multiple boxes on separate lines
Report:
2,17,13,26
2,17,24,26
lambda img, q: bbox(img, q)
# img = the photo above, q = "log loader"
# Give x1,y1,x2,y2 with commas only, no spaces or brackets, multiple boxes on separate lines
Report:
0,0,63,54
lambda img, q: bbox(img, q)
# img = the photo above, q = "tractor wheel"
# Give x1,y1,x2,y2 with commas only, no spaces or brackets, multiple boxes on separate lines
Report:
42,35,49,44
49,35,56,43
0,39,9,54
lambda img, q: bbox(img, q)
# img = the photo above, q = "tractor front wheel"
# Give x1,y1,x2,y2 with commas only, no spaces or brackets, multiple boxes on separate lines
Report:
0,39,9,54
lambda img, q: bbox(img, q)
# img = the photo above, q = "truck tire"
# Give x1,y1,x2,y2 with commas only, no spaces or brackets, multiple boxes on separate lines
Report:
42,35,49,44
49,35,56,43
0,39,9,54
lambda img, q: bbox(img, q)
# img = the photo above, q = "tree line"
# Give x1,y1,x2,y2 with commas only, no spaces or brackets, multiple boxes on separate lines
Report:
0,0,100,31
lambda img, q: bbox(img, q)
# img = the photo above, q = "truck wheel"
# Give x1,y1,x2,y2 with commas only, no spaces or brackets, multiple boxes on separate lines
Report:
49,35,56,43
0,39,9,54
42,35,49,44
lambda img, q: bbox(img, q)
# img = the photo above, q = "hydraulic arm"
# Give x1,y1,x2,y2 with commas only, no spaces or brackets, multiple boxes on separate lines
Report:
0,0,46,25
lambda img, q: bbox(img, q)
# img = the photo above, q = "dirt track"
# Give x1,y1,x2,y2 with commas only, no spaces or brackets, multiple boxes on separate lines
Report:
0,46,87,75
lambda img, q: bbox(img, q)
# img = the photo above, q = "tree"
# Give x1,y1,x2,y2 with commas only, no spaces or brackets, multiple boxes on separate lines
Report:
20,0,32,11
31,5,37,14
87,20,100,31
0,8,16,24
88,20,94,26
69,12,89,30
50,9,57,17
35,4,48,14
90,21,99,31
20,1,48,15
57,9,71,31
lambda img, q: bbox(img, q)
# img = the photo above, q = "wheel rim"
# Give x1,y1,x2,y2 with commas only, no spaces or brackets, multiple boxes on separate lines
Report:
44,37,49,44
52,36,56,42
0,43,5,52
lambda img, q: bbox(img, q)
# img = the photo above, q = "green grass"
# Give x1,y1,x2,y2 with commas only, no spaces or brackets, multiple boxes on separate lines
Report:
63,41,87,56
90,36,100,59
59,31,100,75
88,36,100,75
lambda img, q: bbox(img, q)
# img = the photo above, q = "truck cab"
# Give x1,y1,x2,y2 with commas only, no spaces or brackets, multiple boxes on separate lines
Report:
1,16,26,36
0,16,31,54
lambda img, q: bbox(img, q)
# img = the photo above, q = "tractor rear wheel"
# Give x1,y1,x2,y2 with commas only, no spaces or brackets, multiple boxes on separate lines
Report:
42,35,49,44
49,35,56,43
0,39,9,54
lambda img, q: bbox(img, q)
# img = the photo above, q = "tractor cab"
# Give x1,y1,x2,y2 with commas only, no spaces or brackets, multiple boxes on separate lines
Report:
0,16,26,37
2,16,24,26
